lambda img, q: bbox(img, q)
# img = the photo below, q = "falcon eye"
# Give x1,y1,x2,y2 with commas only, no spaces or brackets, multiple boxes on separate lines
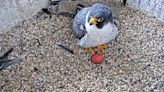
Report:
97,18,104,22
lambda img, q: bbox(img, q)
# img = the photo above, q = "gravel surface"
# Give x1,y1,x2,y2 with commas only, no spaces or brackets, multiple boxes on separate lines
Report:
0,5,164,92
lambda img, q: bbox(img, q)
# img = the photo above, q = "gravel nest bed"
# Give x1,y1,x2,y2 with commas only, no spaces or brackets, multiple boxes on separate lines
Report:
0,6,164,92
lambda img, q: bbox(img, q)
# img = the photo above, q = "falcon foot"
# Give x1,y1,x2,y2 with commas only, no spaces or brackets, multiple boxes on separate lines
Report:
96,45,107,53
84,48,94,54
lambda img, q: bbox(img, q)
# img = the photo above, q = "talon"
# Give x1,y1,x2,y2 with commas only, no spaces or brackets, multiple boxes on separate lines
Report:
84,48,94,54
96,45,107,52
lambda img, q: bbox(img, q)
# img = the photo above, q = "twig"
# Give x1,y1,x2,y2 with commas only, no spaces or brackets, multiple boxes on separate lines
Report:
76,4,85,13
18,31,24,53
57,12,74,18
57,44,74,54
122,0,127,6
50,0,60,6
36,39,42,46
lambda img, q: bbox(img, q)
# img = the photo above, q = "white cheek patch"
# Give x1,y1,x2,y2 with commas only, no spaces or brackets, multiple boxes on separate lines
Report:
85,11,91,33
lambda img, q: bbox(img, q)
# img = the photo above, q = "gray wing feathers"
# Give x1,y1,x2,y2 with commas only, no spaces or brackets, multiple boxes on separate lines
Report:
72,7,91,39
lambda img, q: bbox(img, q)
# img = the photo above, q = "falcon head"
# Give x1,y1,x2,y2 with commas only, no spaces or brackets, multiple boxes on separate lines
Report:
87,3,113,29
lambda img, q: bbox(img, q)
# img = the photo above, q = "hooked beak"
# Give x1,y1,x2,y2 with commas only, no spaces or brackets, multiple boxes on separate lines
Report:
90,17,97,25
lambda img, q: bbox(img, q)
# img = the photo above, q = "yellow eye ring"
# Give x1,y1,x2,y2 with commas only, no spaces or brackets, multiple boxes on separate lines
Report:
97,18,104,22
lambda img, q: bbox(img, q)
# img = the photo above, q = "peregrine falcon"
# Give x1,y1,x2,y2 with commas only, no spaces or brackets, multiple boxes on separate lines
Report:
72,3,118,52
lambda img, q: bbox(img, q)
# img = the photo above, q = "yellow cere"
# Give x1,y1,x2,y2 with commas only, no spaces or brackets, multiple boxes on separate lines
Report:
90,17,98,25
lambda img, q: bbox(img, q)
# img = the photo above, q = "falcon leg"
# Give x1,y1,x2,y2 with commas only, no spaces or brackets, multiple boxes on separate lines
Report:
96,45,107,52
84,48,94,54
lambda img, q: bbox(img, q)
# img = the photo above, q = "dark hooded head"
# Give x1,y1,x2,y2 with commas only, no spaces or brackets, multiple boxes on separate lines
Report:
88,3,113,29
